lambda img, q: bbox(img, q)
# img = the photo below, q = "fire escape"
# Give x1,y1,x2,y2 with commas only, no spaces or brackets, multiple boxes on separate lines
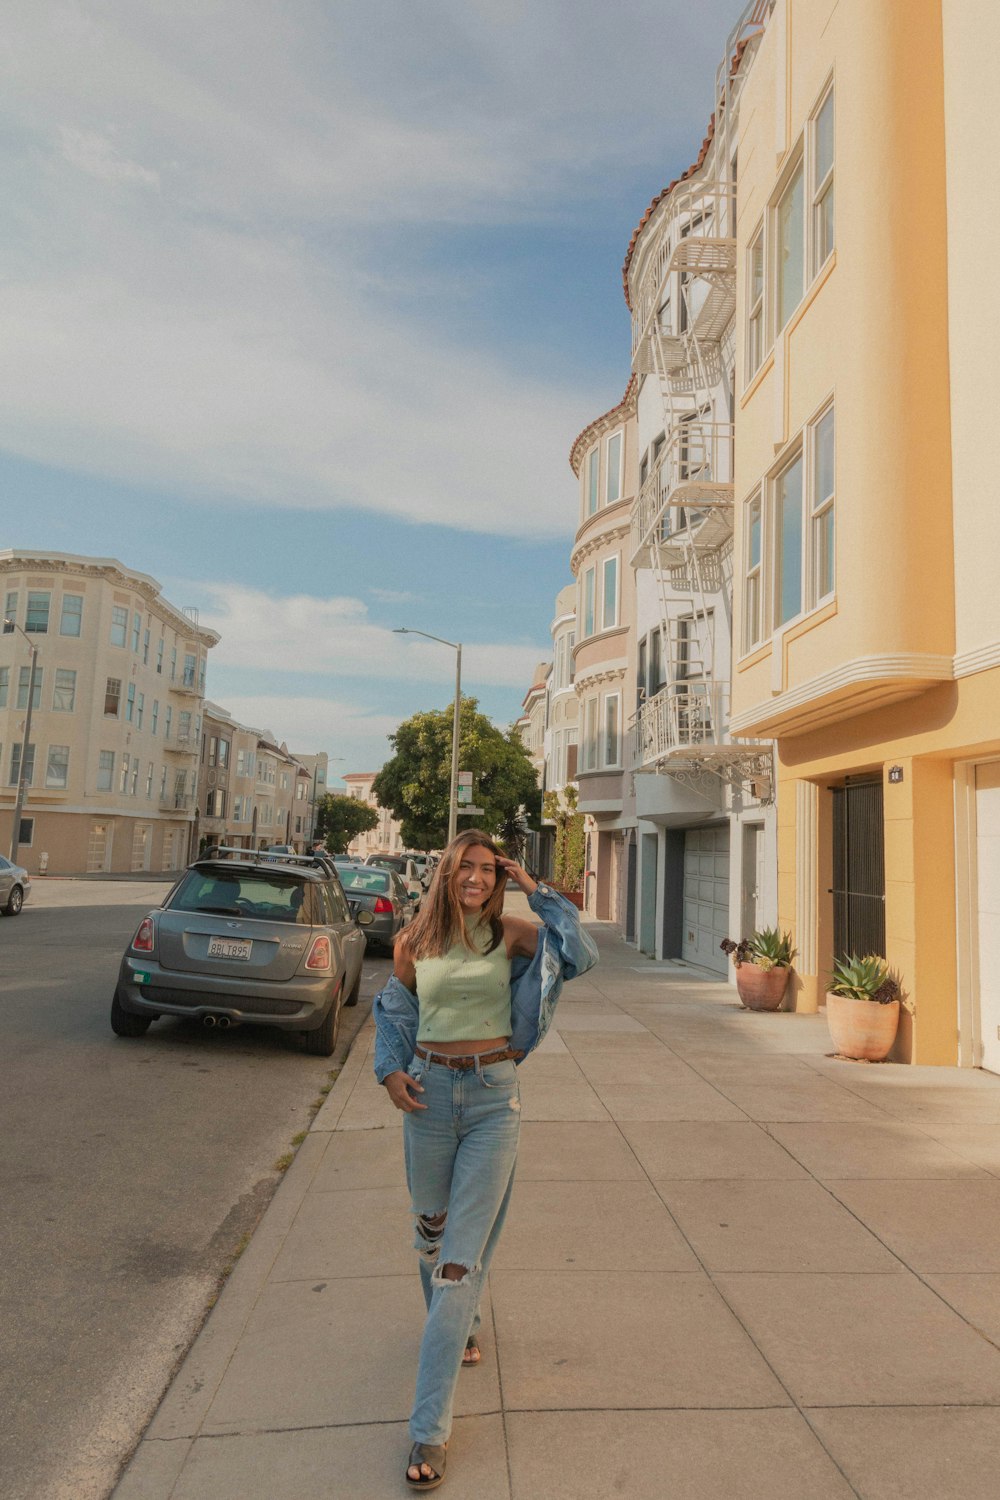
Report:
628,4,773,801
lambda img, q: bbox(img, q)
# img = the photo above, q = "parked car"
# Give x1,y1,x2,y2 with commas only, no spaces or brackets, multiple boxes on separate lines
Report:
364,853,424,907
110,849,371,1056
404,852,435,889
338,865,414,952
0,855,31,916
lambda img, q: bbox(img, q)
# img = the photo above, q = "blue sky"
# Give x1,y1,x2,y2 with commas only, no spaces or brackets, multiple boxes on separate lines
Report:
2,0,744,783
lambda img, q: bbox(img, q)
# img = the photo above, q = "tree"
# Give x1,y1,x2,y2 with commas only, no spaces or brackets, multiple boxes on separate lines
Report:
372,696,541,851
314,792,378,854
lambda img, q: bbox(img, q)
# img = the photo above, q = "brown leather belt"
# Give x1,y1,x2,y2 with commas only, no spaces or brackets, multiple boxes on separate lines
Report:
414,1044,516,1071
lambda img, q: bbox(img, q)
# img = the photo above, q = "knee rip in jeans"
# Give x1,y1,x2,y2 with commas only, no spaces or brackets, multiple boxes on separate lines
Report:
414,1209,447,1264
431,1259,479,1286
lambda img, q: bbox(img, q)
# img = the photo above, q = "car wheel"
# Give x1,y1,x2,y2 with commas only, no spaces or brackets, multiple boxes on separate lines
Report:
4,884,23,916
110,989,152,1037
344,963,362,1008
303,982,342,1056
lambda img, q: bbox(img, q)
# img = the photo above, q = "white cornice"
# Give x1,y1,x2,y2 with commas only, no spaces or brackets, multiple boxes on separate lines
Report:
570,522,630,576
954,641,1000,678
731,653,955,736
575,664,628,690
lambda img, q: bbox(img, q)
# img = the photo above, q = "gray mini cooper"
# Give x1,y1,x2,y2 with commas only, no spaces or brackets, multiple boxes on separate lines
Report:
111,849,371,1055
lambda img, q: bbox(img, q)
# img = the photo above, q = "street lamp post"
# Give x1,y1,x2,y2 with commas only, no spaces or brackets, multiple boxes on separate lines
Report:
3,618,39,862
393,628,462,845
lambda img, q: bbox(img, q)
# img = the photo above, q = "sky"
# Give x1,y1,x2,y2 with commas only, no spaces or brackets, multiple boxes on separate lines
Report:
2,0,746,785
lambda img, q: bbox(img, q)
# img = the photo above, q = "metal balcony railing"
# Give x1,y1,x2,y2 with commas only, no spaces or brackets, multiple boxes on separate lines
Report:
160,792,193,812
630,179,737,359
171,669,201,697
163,730,197,754
629,682,732,769
629,421,734,566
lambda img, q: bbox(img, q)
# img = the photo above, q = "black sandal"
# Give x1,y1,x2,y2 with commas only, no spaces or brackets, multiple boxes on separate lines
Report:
462,1335,481,1367
406,1441,447,1490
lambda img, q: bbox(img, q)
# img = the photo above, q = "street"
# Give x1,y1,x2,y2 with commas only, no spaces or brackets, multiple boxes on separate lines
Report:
0,879,390,1500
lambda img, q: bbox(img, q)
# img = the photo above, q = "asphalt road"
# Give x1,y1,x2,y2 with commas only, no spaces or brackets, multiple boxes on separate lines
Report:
0,879,390,1500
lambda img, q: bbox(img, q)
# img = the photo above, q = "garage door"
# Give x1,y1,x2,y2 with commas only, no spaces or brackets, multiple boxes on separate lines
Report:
682,826,730,974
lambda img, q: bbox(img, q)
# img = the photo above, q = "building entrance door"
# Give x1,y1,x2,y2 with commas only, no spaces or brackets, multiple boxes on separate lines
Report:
741,822,764,938
975,761,1000,1074
832,778,885,958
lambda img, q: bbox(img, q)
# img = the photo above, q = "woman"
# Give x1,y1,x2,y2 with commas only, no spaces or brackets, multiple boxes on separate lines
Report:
373,829,597,1490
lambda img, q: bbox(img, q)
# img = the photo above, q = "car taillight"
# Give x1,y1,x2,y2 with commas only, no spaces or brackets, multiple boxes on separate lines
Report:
373,896,393,914
132,917,155,953
305,935,332,970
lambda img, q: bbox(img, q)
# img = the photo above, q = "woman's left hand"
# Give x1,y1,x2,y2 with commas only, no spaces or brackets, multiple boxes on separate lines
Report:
497,856,537,896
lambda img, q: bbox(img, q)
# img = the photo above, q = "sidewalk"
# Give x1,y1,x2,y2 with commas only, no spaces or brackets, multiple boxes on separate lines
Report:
116,914,1000,1499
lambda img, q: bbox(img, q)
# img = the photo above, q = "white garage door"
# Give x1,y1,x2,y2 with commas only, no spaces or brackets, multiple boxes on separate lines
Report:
682,826,730,975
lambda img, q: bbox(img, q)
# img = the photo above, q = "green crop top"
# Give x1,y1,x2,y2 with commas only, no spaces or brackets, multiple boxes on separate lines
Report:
415,913,512,1044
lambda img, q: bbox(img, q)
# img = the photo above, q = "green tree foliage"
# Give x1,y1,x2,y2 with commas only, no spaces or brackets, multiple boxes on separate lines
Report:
373,696,541,850
314,792,378,854
542,785,586,892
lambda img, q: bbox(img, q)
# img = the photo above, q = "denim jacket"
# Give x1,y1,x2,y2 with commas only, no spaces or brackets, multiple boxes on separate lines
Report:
372,883,599,1083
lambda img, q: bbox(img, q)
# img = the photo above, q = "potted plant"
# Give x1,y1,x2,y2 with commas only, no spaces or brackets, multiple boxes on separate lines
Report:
542,787,585,907
720,928,798,1011
825,954,904,1061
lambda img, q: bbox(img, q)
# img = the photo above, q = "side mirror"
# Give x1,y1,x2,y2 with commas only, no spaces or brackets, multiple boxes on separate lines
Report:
356,909,374,926
409,890,420,902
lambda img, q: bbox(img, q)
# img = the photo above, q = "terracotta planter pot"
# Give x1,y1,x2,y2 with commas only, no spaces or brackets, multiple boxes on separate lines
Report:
554,888,584,909
825,991,900,1061
735,962,791,1011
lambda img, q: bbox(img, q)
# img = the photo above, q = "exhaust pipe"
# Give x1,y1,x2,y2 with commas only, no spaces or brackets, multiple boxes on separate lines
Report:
216,1016,232,1029
203,1014,217,1027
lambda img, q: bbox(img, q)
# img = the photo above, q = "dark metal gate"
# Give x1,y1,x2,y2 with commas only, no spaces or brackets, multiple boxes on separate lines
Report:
624,835,637,942
832,777,886,957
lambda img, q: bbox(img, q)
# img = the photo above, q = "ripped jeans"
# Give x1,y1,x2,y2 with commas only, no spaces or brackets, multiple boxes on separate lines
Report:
402,1052,521,1445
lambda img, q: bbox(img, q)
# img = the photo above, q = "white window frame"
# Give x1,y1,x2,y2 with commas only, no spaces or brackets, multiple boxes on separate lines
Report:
96,750,115,792
810,81,835,276
59,594,83,637
743,489,764,653
771,445,805,630
582,696,599,772
809,402,836,607
601,554,620,631
44,744,69,789
53,668,76,712
746,220,765,382
602,692,621,769
604,429,623,506
771,147,805,339
586,446,599,517
582,567,596,638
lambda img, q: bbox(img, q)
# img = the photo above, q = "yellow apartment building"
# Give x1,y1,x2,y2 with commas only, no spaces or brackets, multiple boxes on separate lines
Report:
729,0,1000,1066
343,771,405,858
0,551,217,874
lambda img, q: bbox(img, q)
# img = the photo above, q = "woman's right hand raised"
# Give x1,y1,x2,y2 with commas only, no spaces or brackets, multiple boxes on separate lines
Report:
384,1070,427,1111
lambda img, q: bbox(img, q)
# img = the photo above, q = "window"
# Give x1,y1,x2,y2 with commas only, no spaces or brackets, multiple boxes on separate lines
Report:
151,699,159,735
164,705,172,740
603,693,621,768
4,590,18,626
206,788,227,818
774,452,804,626
60,594,83,636
160,766,168,798
53,669,76,711
605,431,623,505
110,606,128,647
156,636,164,674
120,754,130,793
104,677,121,716
218,738,230,769
233,795,243,822
601,556,619,630
582,696,599,772
811,406,835,602
17,666,42,711
46,745,69,788
208,736,218,768
17,817,33,848
146,761,154,798
183,652,196,688
747,225,765,379
775,158,804,333
10,743,35,786
582,568,595,637
25,591,50,633
586,447,599,516
130,759,140,795
0,667,7,708
744,493,763,650
136,692,144,730
649,628,666,696
126,682,136,722
97,750,115,792
131,612,141,652
179,710,191,742
236,748,246,777
143,627,150,664
170,647,177,681
812,87,834,273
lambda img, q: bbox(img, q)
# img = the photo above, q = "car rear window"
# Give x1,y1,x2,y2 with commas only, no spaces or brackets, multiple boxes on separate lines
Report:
171,869,311,923
341,869,391,893
370,856,407,875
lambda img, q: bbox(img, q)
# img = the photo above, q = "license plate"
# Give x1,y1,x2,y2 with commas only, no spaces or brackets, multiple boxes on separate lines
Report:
207,937,252,960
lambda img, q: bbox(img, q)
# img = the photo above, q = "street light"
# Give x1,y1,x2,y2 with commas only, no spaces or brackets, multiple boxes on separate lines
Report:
393,628,462,844
3,617,39,862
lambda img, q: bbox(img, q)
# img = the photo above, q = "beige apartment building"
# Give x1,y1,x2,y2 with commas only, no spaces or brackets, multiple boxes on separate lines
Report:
0,550,217,875
343,771,404,857
515,660,550,875
569,382,639,924
199,705,326,853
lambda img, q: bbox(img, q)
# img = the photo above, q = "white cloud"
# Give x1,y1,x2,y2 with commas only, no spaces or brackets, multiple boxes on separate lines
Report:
215,694,401,766
196,582,548,689
0,0,742,537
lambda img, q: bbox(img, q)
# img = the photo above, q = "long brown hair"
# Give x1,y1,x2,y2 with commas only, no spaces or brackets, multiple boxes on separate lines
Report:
402,829,507,960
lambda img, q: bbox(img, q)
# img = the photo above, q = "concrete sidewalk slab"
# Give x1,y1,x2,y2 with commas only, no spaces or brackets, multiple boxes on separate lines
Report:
115,916,1000,1499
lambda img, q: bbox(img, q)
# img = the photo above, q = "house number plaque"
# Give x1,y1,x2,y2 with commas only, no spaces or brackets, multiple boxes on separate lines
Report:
888,765,904,784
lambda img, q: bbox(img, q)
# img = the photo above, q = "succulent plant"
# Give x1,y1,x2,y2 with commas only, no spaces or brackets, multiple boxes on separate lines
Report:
721,928,796,971
828,954,901,1005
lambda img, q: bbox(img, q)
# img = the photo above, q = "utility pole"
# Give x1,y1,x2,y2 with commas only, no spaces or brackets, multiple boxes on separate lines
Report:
4,618,39,862
393,629,462,846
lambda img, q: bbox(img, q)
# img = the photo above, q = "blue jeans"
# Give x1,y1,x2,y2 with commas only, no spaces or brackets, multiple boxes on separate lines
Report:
402,1052,521,1445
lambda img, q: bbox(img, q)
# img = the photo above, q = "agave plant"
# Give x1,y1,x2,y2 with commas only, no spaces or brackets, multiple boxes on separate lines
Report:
828,953,901,1005
721,928,797,971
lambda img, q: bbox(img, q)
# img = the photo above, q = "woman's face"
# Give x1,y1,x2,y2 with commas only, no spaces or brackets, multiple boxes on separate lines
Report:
452,844,498,912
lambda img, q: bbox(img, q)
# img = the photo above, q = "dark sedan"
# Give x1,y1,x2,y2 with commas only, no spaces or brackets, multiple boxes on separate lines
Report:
338,865,414,952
